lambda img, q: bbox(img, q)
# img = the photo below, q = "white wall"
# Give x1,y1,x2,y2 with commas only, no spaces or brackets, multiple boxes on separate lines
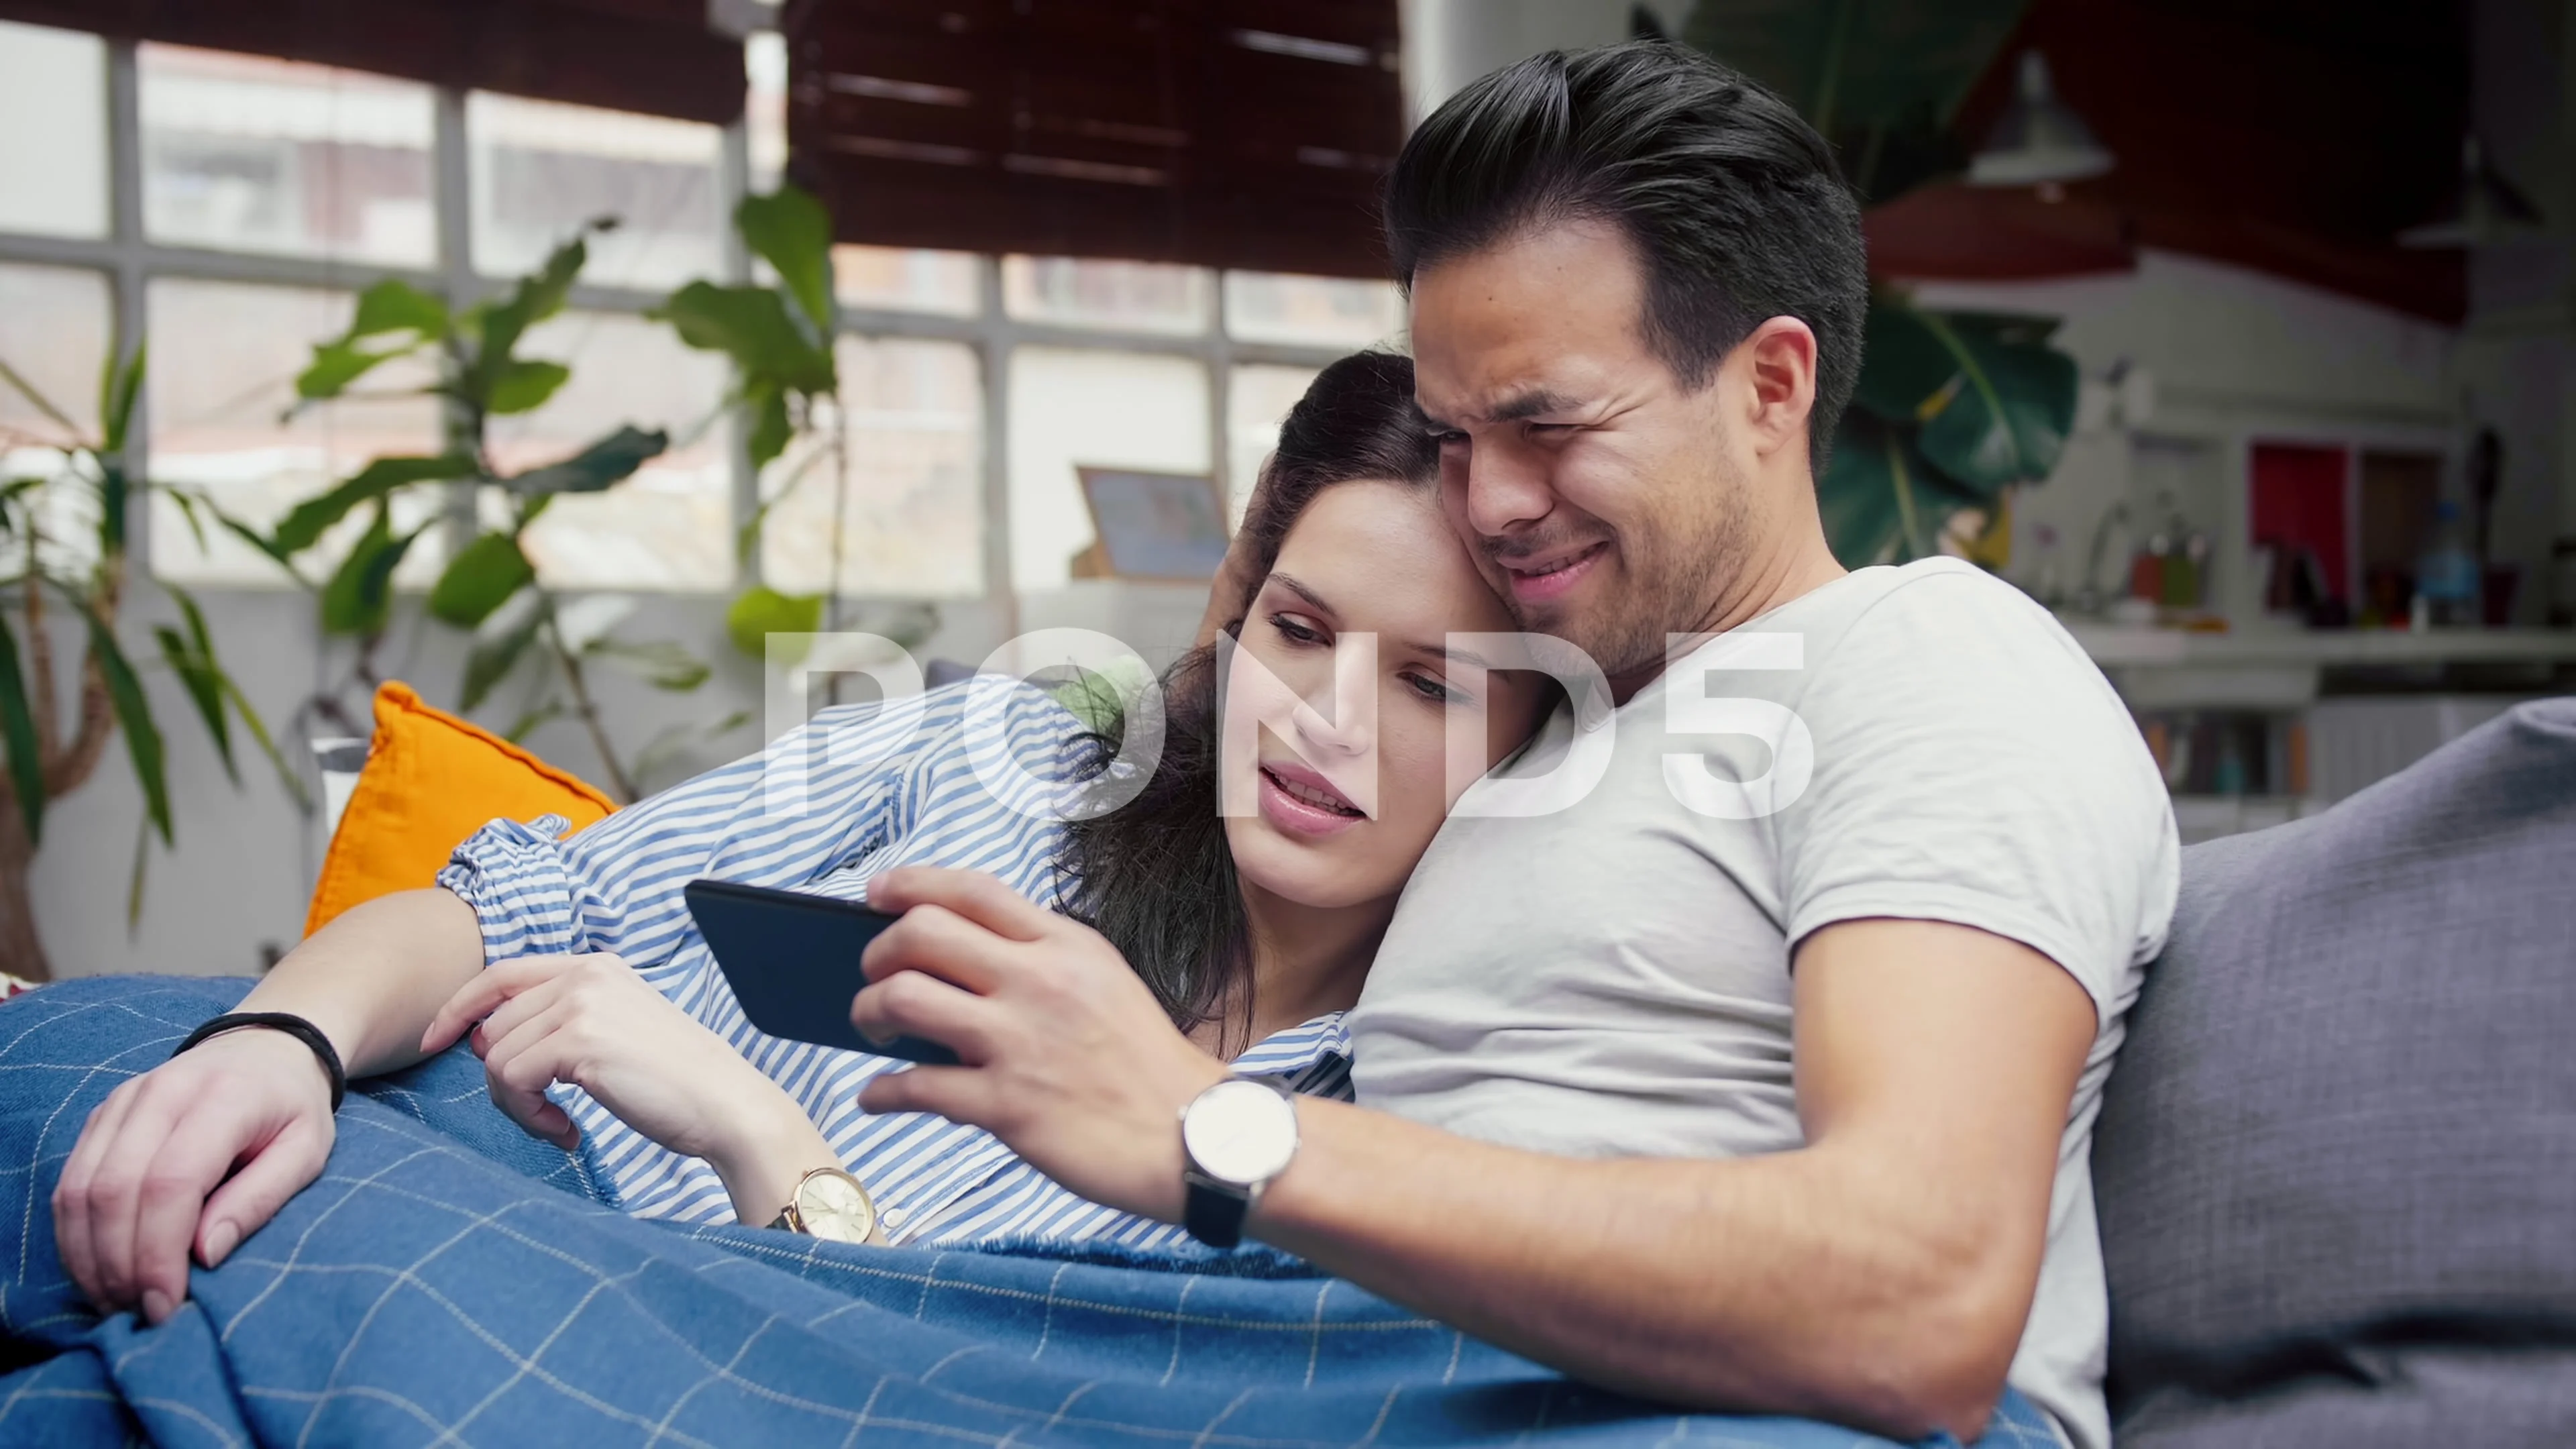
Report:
1904,250,2473,621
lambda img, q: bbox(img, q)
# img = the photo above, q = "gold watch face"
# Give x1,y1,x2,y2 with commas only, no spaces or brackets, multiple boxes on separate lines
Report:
794,1169,877,1244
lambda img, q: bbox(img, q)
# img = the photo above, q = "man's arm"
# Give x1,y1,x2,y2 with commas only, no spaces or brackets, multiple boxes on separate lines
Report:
1252,918,2093,1440
853,871,2096,1443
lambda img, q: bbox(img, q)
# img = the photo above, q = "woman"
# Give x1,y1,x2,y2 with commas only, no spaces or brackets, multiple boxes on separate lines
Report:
53,352,1552,1324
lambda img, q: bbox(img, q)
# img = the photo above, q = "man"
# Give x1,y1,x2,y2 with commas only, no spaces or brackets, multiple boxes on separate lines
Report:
856,41,2174,1449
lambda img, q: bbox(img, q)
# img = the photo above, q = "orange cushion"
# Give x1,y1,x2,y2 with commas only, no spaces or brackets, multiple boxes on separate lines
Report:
303,682,617,936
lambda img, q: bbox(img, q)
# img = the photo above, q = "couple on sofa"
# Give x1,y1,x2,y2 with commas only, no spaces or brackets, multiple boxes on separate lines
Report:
48,42,2173,1449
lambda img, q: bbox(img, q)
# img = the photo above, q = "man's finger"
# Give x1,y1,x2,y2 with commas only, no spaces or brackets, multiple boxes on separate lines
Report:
850,971,1001,1065
865,868,1058,943
421,957,566,1056
856,1063,997,1127
196,1114,332,1270
859,904,1024,994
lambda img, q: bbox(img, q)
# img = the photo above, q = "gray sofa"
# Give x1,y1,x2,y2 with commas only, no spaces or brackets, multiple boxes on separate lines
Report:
2092,695,2576,1446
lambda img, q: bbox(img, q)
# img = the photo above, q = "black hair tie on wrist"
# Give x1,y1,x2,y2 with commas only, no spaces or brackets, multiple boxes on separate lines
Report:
171,1012,347,1114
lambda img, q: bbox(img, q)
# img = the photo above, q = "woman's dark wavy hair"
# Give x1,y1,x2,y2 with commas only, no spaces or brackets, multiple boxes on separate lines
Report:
1057,351,1436,1050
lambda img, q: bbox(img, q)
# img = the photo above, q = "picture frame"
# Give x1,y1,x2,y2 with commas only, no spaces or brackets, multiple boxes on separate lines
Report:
1072,466,1232,582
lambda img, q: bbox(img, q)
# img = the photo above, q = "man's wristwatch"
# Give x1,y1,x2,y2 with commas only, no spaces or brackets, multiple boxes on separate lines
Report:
767,1167,879,1244
1179,1077,1300,1248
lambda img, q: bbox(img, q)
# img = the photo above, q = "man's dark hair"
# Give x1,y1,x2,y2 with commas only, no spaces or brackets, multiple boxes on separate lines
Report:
1383,41,1868,472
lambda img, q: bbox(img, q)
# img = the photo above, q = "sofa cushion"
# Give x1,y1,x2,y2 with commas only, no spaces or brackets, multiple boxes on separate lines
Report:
2092,696,2576,1446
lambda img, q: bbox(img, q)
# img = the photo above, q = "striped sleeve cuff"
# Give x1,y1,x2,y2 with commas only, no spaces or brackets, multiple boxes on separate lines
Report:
435,814,590,966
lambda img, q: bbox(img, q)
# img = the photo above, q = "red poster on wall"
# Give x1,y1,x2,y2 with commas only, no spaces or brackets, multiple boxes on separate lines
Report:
2251,443,2351,606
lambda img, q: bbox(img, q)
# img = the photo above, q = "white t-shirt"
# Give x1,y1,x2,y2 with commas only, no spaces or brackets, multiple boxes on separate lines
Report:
1348,557,2178,1449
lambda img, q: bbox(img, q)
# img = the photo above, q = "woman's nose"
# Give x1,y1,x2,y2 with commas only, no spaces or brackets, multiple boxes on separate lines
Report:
1297,637,1379,757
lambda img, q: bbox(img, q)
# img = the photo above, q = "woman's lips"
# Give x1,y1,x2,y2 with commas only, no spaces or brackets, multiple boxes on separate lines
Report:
1256,761,1365,839
1501,541,1608,605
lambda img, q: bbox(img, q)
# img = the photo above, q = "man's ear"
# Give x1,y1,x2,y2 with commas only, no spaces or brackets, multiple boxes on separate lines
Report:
1737,316,1819,462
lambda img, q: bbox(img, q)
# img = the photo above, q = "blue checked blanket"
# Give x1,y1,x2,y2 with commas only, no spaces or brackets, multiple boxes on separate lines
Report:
0,977,2062,1448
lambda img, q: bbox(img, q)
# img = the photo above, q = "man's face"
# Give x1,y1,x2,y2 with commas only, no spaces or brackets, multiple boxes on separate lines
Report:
1411,220,1752,685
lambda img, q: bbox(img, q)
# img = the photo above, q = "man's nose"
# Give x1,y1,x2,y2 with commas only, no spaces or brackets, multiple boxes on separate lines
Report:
1454,435,1554,539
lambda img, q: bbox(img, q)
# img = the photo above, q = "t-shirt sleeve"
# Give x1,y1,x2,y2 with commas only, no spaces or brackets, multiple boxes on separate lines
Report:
1775,570,2179,1017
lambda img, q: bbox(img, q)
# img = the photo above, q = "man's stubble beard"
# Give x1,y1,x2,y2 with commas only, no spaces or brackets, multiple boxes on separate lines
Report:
1505,458,1755,683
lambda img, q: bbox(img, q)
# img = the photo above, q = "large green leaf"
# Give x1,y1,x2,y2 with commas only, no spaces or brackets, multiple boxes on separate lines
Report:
462,602,546,712
349,278,450,340
736,186,837,337
1682,0,2028,132
0,614,46,842
99,341,144,458
318,504,425,637
295,335,427,403
504,425,667,497
486,359,572,416
272,453,476,555
725,584,822,660
427,531,535,628
1847,303,2076,497
1819,411,1985,567
151,587,235,785
743,376,793,470
65,590,170,846
585,637,710,692
1910,313,2077,494
653,282,836,395
464,230,593,410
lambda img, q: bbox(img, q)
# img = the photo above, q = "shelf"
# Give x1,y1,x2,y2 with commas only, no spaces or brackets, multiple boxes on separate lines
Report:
2061,622,2576,669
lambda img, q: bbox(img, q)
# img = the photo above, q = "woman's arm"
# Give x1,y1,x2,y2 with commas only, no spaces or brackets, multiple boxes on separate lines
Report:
52,886,484,1324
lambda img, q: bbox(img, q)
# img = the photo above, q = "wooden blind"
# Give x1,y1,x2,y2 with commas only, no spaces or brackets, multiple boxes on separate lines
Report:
783,0,1403,278
0,0,743,125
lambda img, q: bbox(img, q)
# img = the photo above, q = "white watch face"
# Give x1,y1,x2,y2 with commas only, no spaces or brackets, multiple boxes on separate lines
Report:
795,1170,877,1244
1183,1079,1299,1187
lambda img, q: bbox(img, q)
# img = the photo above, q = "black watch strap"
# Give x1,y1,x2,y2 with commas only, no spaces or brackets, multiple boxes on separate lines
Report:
1182,1174,1251,1248
172,1012,348,1112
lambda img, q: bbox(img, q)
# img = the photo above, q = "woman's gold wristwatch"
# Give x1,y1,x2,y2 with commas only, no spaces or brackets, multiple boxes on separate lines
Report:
768,1167,881,1244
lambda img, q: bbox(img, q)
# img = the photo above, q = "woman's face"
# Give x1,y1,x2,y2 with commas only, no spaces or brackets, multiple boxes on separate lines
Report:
1221,480,1550,911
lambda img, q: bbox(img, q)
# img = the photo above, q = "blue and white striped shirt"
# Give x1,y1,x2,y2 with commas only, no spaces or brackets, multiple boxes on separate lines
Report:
437,678,1352,1248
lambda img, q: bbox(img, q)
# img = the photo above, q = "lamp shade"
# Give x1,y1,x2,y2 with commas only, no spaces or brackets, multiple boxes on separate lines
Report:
1968,50,2113,189
2398,136,2545,248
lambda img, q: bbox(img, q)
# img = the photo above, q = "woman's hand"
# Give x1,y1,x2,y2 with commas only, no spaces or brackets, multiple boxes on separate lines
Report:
852,867,1231,1222
421,955,837,1223
53,1027,337,1324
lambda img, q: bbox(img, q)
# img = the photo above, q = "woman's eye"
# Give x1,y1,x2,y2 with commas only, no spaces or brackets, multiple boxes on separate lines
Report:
1269,613,1326,645
1403,672,1462,706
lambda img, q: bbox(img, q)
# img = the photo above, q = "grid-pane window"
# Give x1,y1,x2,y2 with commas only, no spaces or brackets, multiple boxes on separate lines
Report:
1003,257,1212,336
1010,347,1210,592
0,22,109,240
140,44,435,268
488,311,735,592
0,263,113,576
1227,364,1323,521
833,245,980,317
468,92,725,292
148,278,443,586
762,336,984,599
1224,272,1402,350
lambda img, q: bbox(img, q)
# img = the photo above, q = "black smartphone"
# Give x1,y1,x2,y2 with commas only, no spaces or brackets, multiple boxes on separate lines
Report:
683,877,960,1065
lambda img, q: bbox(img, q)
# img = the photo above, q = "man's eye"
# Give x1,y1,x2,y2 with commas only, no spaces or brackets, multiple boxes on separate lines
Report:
1432,430,1468,447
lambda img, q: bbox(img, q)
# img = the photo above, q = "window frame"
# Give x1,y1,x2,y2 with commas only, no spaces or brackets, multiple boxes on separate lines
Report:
0,30,1376,616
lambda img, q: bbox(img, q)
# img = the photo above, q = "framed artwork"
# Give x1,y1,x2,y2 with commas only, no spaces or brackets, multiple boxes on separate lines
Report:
1073,466,1232,581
